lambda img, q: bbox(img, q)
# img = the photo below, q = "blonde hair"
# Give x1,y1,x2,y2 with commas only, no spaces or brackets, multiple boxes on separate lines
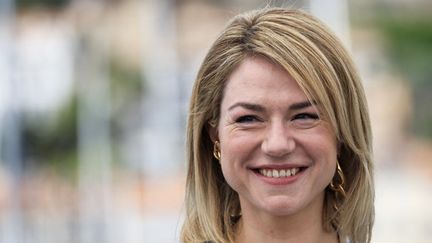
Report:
181,8,374,243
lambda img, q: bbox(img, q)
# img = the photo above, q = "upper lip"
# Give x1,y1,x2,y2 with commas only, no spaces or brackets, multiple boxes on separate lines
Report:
249,164,308,170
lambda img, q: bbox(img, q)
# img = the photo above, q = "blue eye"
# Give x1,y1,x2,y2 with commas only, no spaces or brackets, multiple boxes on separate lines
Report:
291,112,320,128
236,115,259,123
293,113,319,120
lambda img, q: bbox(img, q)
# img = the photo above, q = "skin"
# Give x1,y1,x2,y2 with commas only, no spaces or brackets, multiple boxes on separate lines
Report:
210,56,339,243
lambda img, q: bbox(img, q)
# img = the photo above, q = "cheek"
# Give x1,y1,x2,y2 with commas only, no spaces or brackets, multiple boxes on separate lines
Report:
316,140,337,162
301,128,338,176
219,140,249,174
219,158,242,194
218,136,257,189
313,138,338,182
219,130,258,161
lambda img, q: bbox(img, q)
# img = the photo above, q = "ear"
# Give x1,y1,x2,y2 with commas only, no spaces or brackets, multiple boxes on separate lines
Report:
208,123,219,143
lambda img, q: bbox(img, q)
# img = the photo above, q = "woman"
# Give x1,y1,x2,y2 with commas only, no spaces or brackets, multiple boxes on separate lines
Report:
181,8,374,243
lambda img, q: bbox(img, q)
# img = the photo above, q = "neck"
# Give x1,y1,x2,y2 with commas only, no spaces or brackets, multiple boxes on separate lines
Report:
234,198,338,243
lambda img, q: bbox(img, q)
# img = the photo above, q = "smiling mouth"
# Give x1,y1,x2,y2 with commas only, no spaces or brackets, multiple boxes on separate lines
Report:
256,167,306,178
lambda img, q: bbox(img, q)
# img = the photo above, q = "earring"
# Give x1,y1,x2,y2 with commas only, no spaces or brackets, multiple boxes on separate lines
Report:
329,161,346,212
213,141,221,160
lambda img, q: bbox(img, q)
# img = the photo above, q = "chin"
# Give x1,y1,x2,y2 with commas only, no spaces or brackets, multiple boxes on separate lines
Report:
260,196,302,217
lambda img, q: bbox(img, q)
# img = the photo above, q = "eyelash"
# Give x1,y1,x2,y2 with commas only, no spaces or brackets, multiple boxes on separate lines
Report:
292,112,319,120
235,113,319,124
235,115,260,123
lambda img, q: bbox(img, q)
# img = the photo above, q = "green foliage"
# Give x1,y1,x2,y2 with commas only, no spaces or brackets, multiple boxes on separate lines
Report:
17,0,70,9
377,15,432,139
109,59,144,122
22,96,78,178
21,58,144,173
109,59,144,165
378,18,432,83
109,59,145,140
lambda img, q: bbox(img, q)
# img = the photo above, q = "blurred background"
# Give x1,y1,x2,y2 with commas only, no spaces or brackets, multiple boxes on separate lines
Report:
0,0,431,242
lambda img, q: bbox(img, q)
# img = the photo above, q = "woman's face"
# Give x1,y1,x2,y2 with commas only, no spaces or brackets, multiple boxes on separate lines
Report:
214,56,337,217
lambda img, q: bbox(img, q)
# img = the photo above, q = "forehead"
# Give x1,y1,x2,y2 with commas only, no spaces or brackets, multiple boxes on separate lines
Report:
221,56,308,107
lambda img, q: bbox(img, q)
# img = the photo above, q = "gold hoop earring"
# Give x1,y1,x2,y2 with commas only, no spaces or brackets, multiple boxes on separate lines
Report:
213,141,221,160
329,161,346,212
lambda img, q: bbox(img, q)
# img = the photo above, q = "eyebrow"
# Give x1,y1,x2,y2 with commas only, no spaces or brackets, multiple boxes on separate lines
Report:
228,102,265,112
289,101,314,110
228,100,314,112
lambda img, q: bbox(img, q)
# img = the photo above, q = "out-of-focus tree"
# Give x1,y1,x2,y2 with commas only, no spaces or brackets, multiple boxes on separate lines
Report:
377,14,432,139
352,0,432,140
22,96,78,176
21,58,144,178
17,0,70,9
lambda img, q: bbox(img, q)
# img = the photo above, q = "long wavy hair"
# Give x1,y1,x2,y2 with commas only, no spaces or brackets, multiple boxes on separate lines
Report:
181,8,374,243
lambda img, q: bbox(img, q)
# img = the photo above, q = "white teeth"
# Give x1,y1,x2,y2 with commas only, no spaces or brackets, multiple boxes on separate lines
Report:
259,168,301,178
279,170,286,177
266,170,272,177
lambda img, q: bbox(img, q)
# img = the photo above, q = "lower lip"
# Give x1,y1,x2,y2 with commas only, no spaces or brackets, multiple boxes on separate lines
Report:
253,169,304,186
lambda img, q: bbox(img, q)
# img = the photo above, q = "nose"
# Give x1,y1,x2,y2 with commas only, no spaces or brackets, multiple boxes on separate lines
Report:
261,121,295,158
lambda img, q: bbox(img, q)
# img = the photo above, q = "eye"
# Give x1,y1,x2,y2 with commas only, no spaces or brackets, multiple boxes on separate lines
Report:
235,115,260,123
291,113,320,128
293,113,319,120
